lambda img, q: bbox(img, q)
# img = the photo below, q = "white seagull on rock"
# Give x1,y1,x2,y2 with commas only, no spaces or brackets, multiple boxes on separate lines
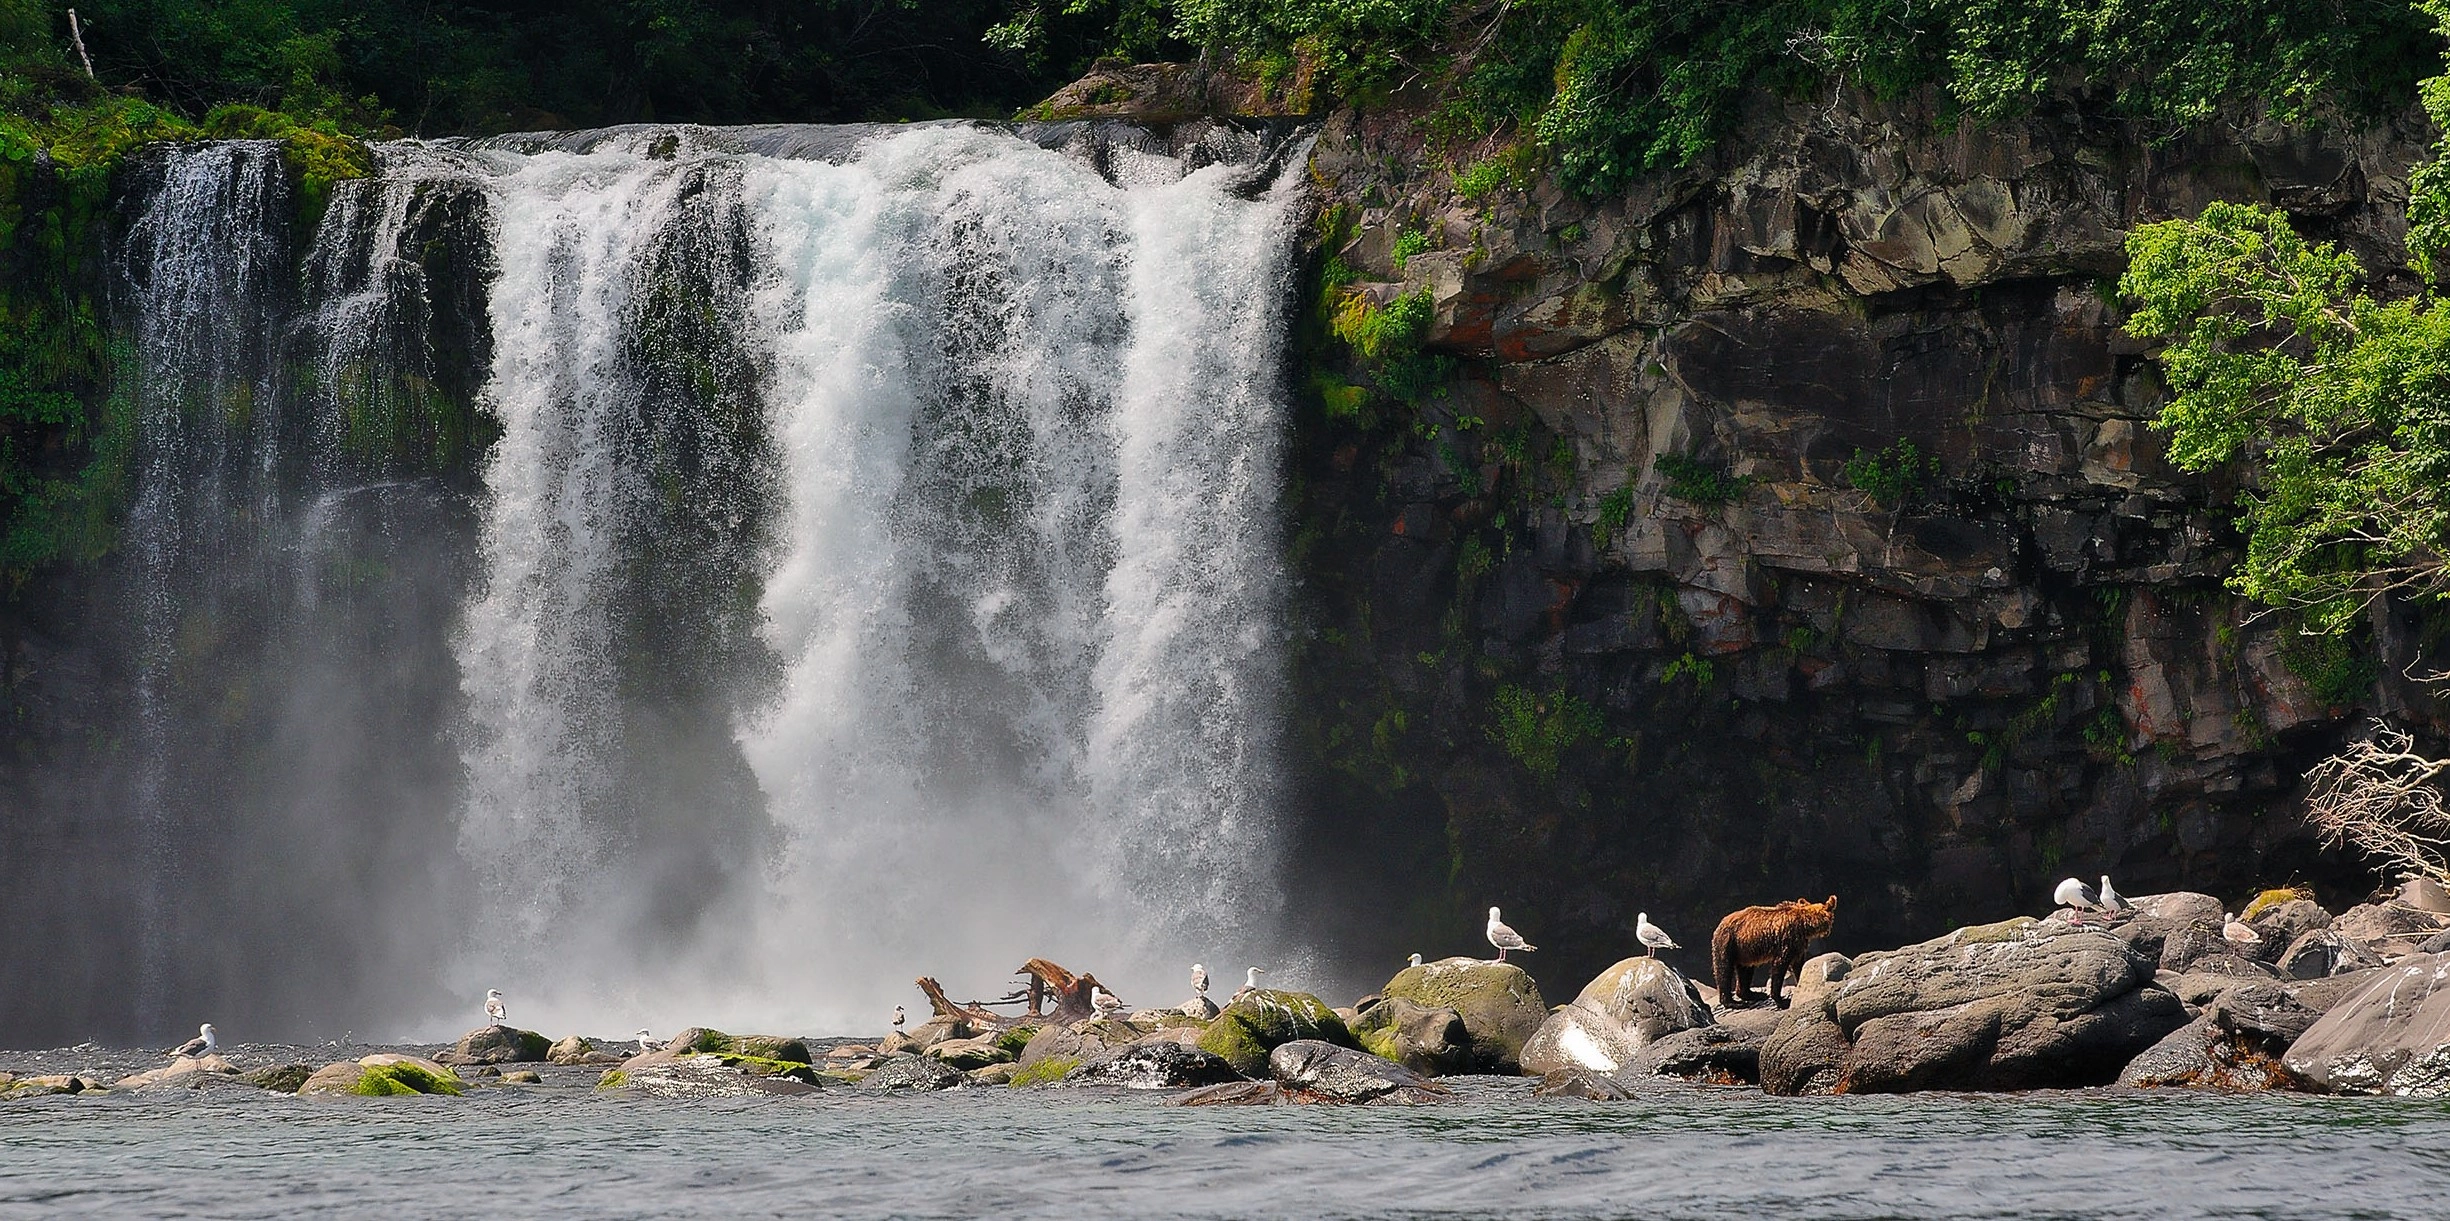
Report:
2098,875,2128,916
485,989,507,1024
1407,952,1423,968
2054,877,2105,924
1232,967,1265,1003
2223,914,2262,947
1486,906,1536,962
1637,912,1681,957
635,1028,663,1052
892,1005,906,1030
1092,985,1125,1017
1190,964,1208,997
167,1023,217,1058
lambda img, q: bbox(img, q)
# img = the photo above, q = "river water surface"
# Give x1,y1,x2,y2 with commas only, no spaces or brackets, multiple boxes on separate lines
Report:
4,1046,2445,1219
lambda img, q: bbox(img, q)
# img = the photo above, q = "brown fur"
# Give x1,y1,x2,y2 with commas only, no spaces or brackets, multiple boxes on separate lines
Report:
1710,895,1837,1008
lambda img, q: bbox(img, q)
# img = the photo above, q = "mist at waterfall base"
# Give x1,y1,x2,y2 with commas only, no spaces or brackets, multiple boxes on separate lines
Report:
6,121,1314,1045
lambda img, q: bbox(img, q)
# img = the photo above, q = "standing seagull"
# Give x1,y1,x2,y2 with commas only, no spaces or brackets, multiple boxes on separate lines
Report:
2223,914,2262,948
1233,967,1266,1003
166,1023,217,1058
1092,985,1126,1018
1407,953,1423,968
2098,875,2128,916
635,1028,662,1053
891,1005,906,1031
2054,877,2105,924
484,989,507,1024
1486,907,1536,962
1636,913,1681,957
1190,964,1209,998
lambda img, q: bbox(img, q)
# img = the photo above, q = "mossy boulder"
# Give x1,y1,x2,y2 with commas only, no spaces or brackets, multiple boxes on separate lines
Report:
612,1028,818,1085
927,1035,1013,1070
438,1024,551,1065
598,1054,823,1098
1197,989,1355,1076
1349,998,1471,1076
298,1054,463,1098
246,1063,317,1093
1376,959,1546,1072
1016,1019,1140,1073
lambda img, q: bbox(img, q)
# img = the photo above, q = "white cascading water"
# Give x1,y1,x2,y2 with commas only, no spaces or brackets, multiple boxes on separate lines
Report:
451,124,1306,1033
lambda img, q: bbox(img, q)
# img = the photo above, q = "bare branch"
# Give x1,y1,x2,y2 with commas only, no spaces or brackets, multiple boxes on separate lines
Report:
2305,720,2450,885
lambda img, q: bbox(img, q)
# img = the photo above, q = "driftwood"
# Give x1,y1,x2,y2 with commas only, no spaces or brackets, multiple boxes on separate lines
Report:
911,958,1121,1028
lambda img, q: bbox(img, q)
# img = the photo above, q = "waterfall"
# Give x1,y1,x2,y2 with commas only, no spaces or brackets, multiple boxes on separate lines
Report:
17,121,1302,1043
450,122,1306,1031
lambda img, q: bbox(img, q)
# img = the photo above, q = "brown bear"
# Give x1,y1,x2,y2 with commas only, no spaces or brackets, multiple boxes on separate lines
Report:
1710,895,1837,1009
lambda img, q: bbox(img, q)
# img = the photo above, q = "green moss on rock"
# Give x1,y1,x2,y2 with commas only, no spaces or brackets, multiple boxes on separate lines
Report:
1007,1056,1078,1087
1197,989,1355,1076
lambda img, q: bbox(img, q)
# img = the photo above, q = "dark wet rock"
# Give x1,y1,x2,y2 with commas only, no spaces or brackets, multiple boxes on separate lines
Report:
1348,997,1472,1076
1761,918,2187,1094
299,1054,463,1098
499,1069,541,1084
2277,929,2386,980
245,1063,316,1093
2284,952,2450,1096
2329,902,2450,958
1171,1080,1280,1106
2117,1015,2302,1091
1520,957,1710,1076
1533,1067,1637,1099
1629,1024,1764,1083
1,1073,108,1098
2245,900,2334,962
2117,892,2229,972
1179,996,1221,1021
436,1024,550,1065
858,1054,965,1091
1374,959,1546,1072
1018,1018,1142,1073
1267,1040,1451,1104
1064,1042,1243,1089
1196,990,1356,1076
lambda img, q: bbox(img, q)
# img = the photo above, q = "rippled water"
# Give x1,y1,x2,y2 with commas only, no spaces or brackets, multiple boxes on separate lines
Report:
5,1047,2448,1219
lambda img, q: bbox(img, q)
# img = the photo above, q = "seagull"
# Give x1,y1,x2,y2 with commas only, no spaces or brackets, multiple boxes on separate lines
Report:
1637,912,1681,957
1233,966,1265,1003
1190,963,1208,997
1407,952,1423,968
484,989,507,1024
166,1023,217,1058
1487,906,1536,961
2098,875,2128,916
891,1005,906,1030
2223,914,2262,947
1092,985,1125,1017
635,1028,662,1052
2054,877,2105,924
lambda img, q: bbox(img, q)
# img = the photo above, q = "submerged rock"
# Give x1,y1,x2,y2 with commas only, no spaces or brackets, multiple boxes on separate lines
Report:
298,1054,463,1098
1267,1040,1450,1104
603,1054,823,1098
1532,1067,1638,1100
1063,1042,1243,1089
245,1063,316,1094
1374,959,1545,1073
2284,952,2450,1096
113,1053,243,1090
1760,917,2186,1094
1629,1024,1765,1083
437,1024,551,1065
548,1035,622,1065
1196,989,1355,1076
1171,1080,1281,1106
1520,957,1710,1077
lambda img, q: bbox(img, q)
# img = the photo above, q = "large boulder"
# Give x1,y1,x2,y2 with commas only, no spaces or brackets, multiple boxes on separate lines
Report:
548,1035,622,1065
2330,902,2450,956
1197,990,1356,1076
927,1035,1014,1071
1373,959,1546,1072
1759,918,2186,1094
1348,998,1471,1076
1063,1042,1243,1089
1628,1024,1765,1083
2115,892,2228,972
1520,957,1710,1076
2276,929,2386,980
114,1054,243,1091
2283,952,2450,1095
437,1024,551,1065
2243,899,2333,962
1267,1040,1450,1104
860,1054,966,1091
654,1028,813,1064
1016,1018,1142,1076
2116,1016,2300,1090
298,1054,463,1098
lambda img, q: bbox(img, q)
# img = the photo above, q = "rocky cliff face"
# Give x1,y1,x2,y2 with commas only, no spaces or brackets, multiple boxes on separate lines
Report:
1261,84,2441,991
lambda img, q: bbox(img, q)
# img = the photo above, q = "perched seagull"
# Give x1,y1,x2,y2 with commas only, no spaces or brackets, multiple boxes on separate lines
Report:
2098,875,2129,916
1092,985,1127,1018
1407,952,1423,968
2223,914,2262,947
1487,906,1536,962
2054,877,2105,924
1190,963,1209,997
891,1005,906,1031
1636,912,1681,957
484,989,507,1024
1233,967,1266,1003
166,1023,217,1059
635,1028,662,1053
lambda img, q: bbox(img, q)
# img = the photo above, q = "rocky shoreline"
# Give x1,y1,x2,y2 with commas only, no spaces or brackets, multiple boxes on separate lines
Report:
10,882,2450,1105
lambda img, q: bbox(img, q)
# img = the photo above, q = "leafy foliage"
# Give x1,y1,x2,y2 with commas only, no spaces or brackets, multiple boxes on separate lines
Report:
1653,453,1750,507
1488,682,1603,781
1842,438,1940,509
